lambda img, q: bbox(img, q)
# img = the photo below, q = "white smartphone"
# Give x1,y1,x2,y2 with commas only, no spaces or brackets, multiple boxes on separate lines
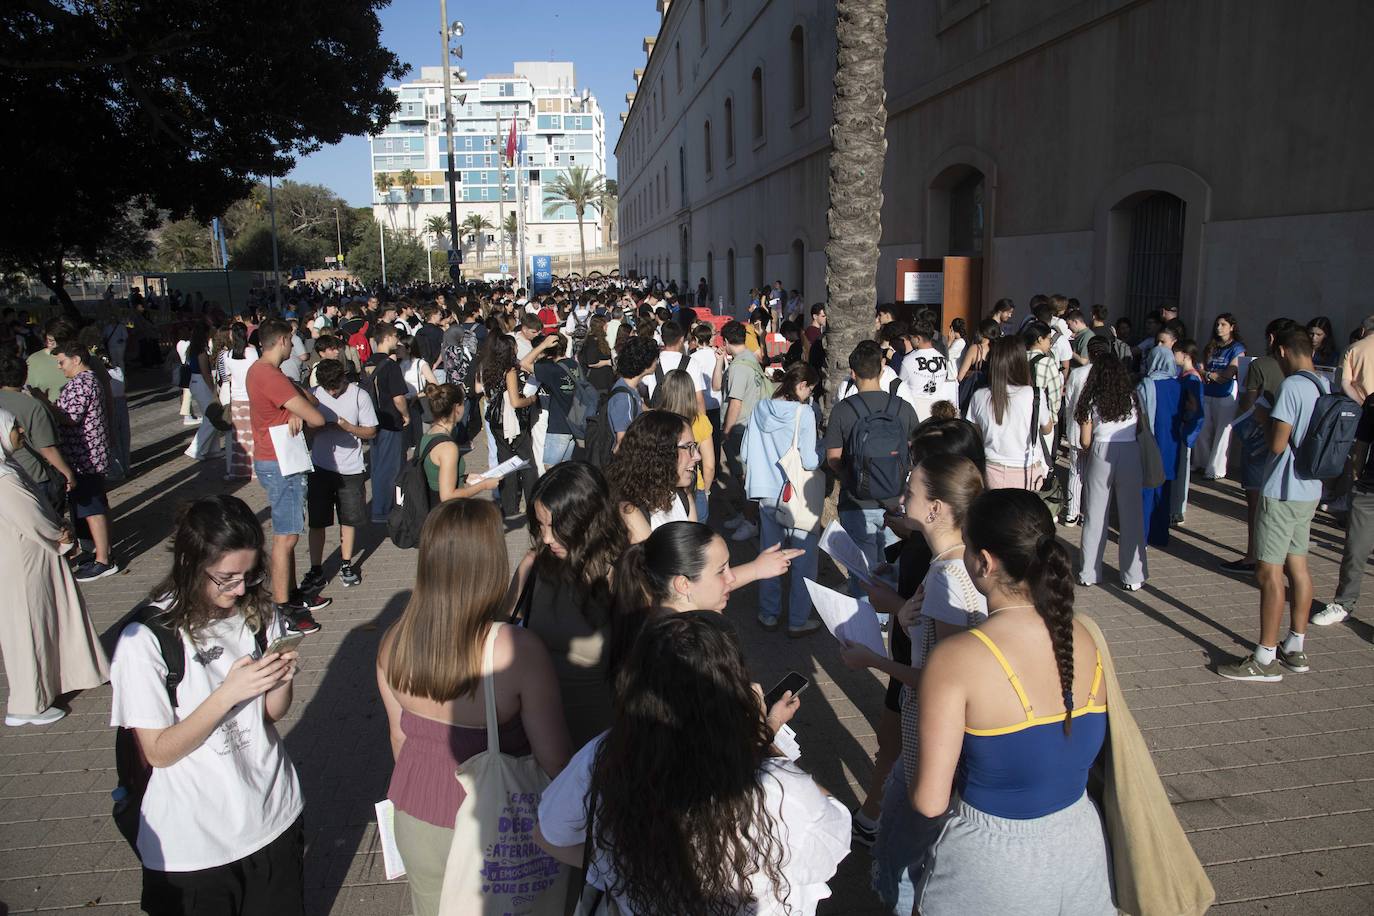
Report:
264,633,305,658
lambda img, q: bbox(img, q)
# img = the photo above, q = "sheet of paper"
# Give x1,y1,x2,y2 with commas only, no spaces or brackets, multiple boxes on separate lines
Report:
374,799,406,879
803,578,888,658
268,423,313,476
477,455,530,481
774,724,801,762
819,520,874,584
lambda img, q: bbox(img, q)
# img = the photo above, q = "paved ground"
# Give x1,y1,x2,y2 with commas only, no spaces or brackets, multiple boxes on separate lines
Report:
1,371,1371,915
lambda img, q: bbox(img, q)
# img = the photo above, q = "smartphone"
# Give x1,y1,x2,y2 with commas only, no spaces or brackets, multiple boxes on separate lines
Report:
264,633,305,658
764,672,810,710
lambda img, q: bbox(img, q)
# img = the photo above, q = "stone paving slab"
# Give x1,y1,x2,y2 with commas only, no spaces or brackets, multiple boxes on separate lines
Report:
1,372,1371,914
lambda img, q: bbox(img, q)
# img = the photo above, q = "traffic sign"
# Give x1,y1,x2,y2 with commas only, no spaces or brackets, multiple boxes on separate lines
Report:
499,263,508,273
447,249,463,265
449,265,462,280
289,266,306,281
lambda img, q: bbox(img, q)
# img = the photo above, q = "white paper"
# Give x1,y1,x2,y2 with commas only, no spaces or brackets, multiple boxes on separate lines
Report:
374,799,406,879
819,520,895,589
774,724,801,762
803,578,888,658
268,423,313,476
477,455,530,481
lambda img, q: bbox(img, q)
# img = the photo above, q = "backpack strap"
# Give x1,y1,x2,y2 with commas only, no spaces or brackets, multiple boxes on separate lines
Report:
129,603,185,709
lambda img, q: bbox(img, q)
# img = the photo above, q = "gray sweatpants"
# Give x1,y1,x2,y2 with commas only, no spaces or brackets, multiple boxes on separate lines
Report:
1078,438,1147,587
1334,488,1374,610
916,793,1115,915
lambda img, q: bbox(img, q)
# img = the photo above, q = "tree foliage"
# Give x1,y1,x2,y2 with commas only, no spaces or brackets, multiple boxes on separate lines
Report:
543,166,606,276
344,222,430,287
0,0,406,315
155,220,217,271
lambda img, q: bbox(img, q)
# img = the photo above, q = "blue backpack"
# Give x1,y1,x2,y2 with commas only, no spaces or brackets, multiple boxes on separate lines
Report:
557,358,601,440
1292,371,1360,481
843,393,910,503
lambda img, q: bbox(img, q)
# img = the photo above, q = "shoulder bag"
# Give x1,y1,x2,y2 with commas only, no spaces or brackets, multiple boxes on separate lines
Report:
1029,387,1066,507
1134,393,1166,489
437,623,569,915
775,405,826,532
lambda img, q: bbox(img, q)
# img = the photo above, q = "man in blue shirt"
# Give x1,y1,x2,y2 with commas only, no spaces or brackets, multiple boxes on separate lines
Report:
1220,326,1326,682
608,336,659,450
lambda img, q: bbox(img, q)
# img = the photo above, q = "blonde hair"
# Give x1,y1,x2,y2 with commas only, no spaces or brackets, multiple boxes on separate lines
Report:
385,499,509,701
651,368,701,421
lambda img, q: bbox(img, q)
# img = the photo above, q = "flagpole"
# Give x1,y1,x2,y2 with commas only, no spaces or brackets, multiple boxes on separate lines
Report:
497,112,505,279
516,121,527,292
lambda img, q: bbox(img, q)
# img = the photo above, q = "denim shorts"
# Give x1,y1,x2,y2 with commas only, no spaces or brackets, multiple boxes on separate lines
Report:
71,473,109,519
254,460,307,535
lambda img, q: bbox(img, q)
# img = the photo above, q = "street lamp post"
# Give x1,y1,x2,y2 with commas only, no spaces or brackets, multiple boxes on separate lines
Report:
379,221,387,287
267,174,282,309
438,4,466,283
332,206,343,267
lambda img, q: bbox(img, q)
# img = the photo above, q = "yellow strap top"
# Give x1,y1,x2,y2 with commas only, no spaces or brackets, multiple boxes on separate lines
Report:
966,627,1105,736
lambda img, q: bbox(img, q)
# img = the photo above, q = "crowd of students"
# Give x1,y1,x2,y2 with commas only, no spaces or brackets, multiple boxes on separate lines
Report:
5,278,1371,916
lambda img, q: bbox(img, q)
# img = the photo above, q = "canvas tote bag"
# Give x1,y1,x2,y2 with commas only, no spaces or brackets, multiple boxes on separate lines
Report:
775,406,826,532
437,623,569,915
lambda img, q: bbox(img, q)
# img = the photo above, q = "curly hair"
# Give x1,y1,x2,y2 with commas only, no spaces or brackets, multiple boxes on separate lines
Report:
590,612,789,914
527,463,626,619
605,409,689,517
1074,353,1135,425
480,332,517,395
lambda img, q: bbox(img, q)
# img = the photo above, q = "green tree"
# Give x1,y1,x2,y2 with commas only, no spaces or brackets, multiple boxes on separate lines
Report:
461,213,494,263
345,221,428,287
501,213,519,269
824,0,889,412
397,169,419,234
229,225,327,272
0,0,406,319
374,172,397,231
542,165,605,276
424,215,451,250
155,219,216,271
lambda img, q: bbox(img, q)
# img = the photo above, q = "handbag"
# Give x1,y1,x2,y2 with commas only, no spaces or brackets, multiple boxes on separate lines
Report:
1135,394,1166,489
437,623,569,915
774,407,825,532
1029,387,1065,506
1080,615,1215,916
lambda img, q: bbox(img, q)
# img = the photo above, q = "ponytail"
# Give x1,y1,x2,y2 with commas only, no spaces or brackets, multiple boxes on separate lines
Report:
614,543,654,617
1029,533,1076,734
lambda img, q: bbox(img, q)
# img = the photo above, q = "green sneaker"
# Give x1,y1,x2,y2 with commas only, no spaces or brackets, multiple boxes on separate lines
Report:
1217,654,1284,682
1277,645,1310,673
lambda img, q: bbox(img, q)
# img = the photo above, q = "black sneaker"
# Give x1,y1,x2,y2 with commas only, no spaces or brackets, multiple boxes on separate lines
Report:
287,589,333,612
339,563,362,588
1220,558,1257,573
298,568,327,594
284,608,321,635
75,560,120,582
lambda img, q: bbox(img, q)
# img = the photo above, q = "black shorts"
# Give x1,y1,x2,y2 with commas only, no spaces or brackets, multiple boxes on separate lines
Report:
141,814,304,916
307,469,368,529
71,473,109,519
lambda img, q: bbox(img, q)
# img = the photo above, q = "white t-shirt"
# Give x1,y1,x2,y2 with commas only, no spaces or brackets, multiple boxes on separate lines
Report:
898,347,957,418
946,339,967,380
645,349,706,401
1050,327,1073,367
966,385,1038,466
311,383,379,473
109,605,303,872
688,347,722,411
400,358,432,398
1091,407,1138,443
538,735,851,916
1063,364,1092,447
226,349,260,402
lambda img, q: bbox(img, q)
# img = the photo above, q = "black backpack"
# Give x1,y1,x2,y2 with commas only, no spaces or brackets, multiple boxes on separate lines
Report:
556,358,600,440
112,603,267,860
1291,371,1360,481
843,393,910,503
581,387,636,468
387,436,444,549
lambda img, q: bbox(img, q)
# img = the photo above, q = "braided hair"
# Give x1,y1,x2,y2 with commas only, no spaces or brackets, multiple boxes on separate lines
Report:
965,488,1077,733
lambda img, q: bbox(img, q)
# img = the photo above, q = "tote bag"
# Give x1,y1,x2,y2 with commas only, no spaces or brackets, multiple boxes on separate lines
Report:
437,624,569,915
775,407,826,532
1135,395,1166,489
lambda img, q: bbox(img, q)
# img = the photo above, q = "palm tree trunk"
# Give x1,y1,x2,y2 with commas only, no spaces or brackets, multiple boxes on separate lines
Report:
824,0,888,417
576,209,587,276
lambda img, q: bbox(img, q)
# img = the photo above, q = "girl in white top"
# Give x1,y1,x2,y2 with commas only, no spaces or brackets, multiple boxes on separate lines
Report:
1075,353,1147,589
536,612,850,916
110,495,304,914
966,338,1054,490
604,409,700,543
945,318,968,381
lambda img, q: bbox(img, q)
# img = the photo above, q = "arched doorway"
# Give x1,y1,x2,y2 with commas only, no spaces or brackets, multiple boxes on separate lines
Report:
927,163,988,258
1121,191,1185,331
790,238,805,299
680,225,690,294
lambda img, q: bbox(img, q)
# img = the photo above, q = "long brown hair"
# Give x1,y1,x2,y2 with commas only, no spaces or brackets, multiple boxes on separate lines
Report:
385,499,509,701
986,336,1032,423
149,495,270,637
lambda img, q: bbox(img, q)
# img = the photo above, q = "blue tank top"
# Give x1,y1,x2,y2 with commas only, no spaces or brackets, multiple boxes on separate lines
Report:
957,628,1107,820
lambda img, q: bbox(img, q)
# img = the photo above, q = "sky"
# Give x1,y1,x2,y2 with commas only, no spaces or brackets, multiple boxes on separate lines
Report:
287,0,660,206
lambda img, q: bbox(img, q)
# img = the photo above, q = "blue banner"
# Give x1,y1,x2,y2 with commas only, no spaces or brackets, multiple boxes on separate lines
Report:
531,255,552,294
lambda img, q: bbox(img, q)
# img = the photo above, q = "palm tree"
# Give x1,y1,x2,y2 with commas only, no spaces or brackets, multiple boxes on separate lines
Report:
397,168,420,234
461,213,494,263
599,189,619,245
824,0,889,417
424,215,450,249
501,212,518,270
542,165,605,276
374,172,397,231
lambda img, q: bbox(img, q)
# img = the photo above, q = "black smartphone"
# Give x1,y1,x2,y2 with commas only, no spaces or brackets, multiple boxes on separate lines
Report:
764,672,810,709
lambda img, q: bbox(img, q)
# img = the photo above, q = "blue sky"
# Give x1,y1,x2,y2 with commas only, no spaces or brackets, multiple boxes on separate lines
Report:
287,0,660,205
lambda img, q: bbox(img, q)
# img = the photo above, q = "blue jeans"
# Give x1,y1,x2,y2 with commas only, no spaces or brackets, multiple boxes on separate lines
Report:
369,427,405,522
694,487,709,523
544,432,576,468
254,460,307,536
839,506,894,598
757,499,820,628
871,758,949,914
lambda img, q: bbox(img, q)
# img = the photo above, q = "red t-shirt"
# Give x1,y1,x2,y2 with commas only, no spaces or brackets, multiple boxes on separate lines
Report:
246,361,301,462
539,307,558,333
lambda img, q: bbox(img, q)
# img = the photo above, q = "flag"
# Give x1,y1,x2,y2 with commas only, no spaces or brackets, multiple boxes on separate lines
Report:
504,117,517,166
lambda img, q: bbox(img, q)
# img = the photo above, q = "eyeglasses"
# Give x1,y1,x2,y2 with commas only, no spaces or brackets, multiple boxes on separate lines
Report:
676,441,701,455
207,570,266,594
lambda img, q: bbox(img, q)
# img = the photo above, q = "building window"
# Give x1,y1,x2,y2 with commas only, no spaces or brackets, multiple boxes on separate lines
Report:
703,120,713,176
723,97,735,162
676,42,683,92
751,67,765,143
679,147,686,202
699,0,709,51
753,243,765,291
726,248,736,309
789,26,806,114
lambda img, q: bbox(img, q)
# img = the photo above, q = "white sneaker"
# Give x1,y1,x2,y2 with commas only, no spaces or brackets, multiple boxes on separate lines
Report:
5,707,66,727
1311,603,1350,626
729,520,758,541
721,517,743,531
181,416,200,426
